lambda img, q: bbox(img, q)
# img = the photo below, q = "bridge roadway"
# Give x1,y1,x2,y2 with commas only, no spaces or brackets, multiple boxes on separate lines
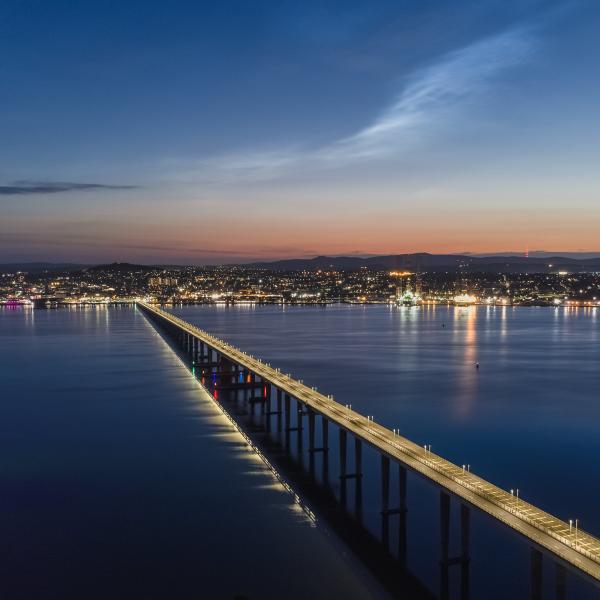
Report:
138,301,600,582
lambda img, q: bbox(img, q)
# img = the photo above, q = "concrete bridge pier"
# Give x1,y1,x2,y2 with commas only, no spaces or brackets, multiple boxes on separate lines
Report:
439,491,470,600
440,491,450,600
308,409,316,476
340,429,348,507
218,356,235,387
276,389,282,432
307,411,330,481
181,332,187,353
381,456,391,550
555,562,566,600
264,384,272,431
354,439,363,521
322,418,329,485
381,462,408,564
246,371,256,407
531,548,542,600
339,430,363,516
460,504,470,600
399,465,408,567
296,399,304,460
284,394,291,450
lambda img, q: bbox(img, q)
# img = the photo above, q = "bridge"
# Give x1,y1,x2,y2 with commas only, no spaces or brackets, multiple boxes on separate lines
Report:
137,300,600,593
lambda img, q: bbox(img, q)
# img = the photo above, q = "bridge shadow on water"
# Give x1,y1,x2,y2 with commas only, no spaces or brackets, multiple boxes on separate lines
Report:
145,306,600,600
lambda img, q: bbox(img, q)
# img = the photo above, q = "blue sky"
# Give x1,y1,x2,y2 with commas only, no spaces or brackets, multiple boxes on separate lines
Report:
1,1,599,263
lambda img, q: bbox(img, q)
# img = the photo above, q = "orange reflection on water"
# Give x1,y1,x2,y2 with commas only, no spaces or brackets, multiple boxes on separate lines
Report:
454,306,479,419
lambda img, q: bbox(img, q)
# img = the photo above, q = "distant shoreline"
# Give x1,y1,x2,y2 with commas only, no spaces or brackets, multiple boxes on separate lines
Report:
2,300,599,309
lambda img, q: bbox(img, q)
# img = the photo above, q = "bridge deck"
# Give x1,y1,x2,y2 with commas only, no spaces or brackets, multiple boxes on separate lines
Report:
138,301,600,582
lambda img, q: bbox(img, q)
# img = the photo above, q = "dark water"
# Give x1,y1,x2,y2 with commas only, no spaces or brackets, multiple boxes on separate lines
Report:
168,303,600,599
3,304,600,599
0,306,387,600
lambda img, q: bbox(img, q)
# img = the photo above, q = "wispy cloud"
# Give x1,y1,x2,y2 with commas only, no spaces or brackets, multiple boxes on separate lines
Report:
185,26,536,183
320,27,535,162
176,149,302,185
0,181,137,195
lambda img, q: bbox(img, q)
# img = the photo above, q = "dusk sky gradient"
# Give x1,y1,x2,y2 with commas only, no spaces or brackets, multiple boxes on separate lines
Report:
1,1,599,263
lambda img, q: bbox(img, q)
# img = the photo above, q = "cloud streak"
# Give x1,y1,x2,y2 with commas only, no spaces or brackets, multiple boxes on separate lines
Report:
0,181,137,195
320,27,535,162
187,26,536,183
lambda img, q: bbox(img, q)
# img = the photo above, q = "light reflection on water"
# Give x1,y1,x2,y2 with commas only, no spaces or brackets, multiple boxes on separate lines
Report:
0,305,388,600
173,303,600,535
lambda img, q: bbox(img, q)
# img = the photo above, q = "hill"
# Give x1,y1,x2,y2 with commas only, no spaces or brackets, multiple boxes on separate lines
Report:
248,253,600,273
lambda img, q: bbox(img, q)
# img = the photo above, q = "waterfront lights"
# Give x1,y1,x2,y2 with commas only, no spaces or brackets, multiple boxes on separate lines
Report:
453,293,478,306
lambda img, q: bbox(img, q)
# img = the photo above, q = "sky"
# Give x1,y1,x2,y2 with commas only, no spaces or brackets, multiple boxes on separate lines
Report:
1,0,599,264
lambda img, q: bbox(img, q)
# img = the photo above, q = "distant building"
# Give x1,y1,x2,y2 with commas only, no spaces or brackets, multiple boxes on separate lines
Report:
148,277,178,287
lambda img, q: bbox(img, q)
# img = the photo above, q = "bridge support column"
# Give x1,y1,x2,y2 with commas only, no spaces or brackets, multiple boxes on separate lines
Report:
277,389,282,432
460,504,470,600
531,548,542,600
439,491,470,600
284,394,291,450
355,438,363,520
399,465,407,567
381,455,390,550
322,417,329,485
340,429,347,507
339,431,362,514
297,399,304,432
260,382,267,416
264,384,272,431
219,357,235,388
296,399,304,460
440,491,450,600
308,409,316,476
193,337,198,363
248,372,256,411
295,398,304,464
555,562,566,600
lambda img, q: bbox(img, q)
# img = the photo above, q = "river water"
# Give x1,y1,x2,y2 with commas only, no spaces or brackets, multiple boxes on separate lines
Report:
2,304,599,599
170,303,600,599
0,305,386,600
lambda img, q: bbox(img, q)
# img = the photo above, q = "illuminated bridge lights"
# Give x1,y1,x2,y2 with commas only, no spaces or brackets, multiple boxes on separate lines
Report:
138,301,600,581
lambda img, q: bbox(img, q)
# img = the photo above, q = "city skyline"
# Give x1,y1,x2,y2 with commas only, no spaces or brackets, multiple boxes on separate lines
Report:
2,1,600,263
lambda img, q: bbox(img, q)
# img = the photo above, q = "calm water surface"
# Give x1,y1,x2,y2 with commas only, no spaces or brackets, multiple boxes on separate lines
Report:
3,304,600,599
0,306,386,600
168,303,600,599
172,304,600,531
